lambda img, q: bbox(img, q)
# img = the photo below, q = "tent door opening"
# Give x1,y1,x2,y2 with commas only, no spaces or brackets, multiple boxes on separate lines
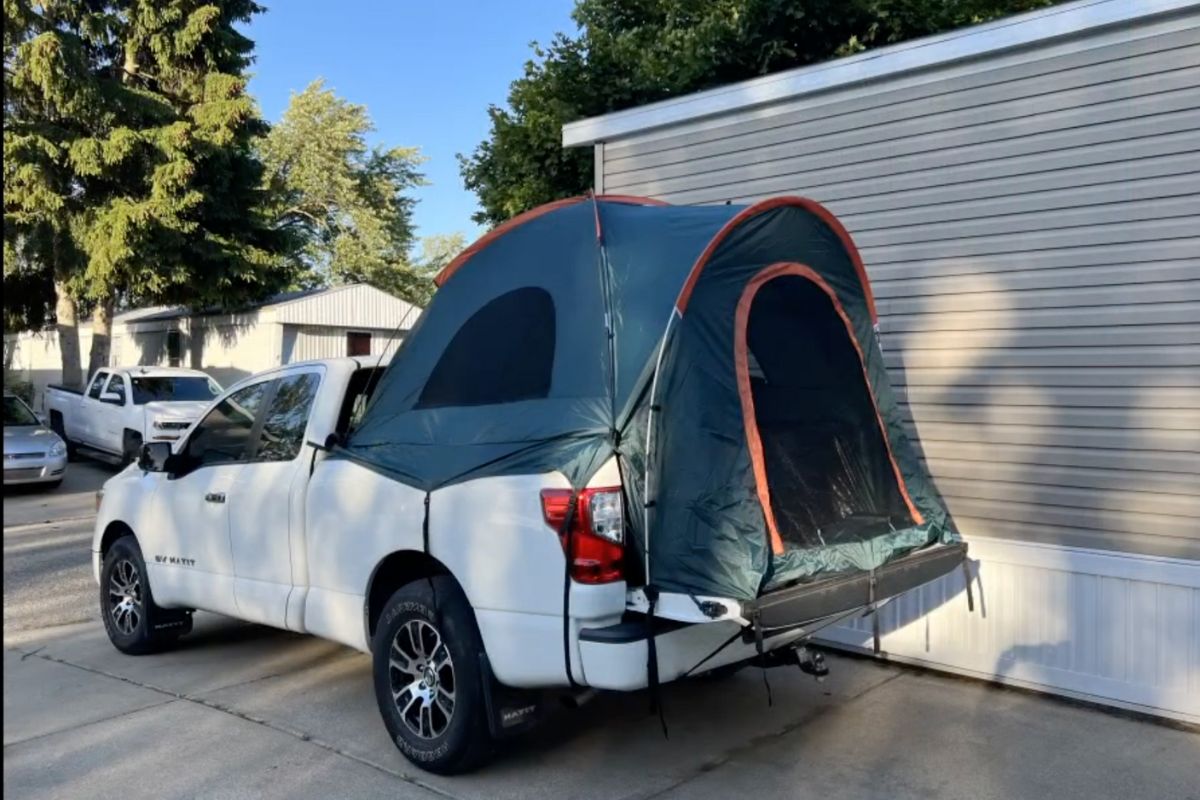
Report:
737,266,916,557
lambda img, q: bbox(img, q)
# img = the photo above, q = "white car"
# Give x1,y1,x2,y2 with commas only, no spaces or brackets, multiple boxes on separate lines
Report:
93,357,961,773
46,366,221,463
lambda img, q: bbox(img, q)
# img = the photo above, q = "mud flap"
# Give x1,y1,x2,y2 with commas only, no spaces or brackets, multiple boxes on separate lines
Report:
479,653,543,739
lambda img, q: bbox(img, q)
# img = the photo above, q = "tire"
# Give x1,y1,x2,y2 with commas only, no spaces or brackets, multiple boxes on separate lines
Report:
100,535,191,655
121,430,143,467
372,576,492,774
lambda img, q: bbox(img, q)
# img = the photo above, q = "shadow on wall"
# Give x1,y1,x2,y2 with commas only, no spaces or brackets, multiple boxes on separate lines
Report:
872,251,1198,714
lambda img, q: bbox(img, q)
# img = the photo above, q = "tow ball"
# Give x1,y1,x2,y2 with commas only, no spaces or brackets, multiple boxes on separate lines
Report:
796,646,829,682
752,642,831,682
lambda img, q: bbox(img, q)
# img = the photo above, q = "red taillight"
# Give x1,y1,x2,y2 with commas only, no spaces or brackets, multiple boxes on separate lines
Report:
540,487,625,584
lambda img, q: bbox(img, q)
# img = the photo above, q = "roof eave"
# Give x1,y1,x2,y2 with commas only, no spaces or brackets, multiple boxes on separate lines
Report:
562,0,1189,148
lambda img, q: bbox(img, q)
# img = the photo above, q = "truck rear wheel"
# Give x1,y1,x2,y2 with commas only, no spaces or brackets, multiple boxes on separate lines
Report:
100,535,192,655
372,576,492,774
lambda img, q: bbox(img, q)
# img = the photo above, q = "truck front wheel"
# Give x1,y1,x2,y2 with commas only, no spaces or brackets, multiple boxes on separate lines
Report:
100,536,191,655
372,576,492,774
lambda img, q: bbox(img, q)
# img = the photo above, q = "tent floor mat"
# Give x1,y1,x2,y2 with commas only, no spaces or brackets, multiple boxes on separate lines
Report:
745,541,967,632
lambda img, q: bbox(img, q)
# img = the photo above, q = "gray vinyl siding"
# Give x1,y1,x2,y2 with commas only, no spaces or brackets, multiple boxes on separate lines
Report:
597,9,1200,560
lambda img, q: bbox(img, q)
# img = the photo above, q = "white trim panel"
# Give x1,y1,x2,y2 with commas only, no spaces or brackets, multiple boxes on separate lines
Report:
818,536,1200,724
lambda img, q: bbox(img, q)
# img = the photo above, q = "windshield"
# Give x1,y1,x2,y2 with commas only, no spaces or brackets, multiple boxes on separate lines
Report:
4,396,40,426
131,376,221,405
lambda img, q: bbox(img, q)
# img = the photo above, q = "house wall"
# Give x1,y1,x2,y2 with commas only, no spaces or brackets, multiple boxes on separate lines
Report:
280,325,403,364
269,283,421,330
183,316,278,390
5,329,98,409
5,314,276,404
573,0,1199,721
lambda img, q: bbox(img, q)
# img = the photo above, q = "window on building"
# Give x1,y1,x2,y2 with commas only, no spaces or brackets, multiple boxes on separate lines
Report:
255,372,321,462
346,331,372,357
416,287,555,409
167,330,183,367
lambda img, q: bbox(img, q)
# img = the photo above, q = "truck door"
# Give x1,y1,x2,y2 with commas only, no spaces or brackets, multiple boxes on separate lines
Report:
142,378,270,615
227,369,322,628
97,372,128,454
79,371,109,447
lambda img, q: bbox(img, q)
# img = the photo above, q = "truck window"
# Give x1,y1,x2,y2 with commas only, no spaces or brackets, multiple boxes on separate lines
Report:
87,372,109,399
131,376,221,404
337,367,384,435
183,381,269,467
254,372,320,462
106,374,127,404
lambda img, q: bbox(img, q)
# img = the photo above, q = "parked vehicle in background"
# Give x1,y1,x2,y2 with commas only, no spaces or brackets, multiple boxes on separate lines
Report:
4,393,68,488
45,367,222,464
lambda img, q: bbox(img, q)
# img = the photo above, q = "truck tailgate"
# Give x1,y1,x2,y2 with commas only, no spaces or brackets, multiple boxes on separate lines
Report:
744,541,968,632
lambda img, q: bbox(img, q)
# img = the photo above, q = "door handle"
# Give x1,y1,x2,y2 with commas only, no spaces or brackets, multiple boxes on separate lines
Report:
205,492,226,504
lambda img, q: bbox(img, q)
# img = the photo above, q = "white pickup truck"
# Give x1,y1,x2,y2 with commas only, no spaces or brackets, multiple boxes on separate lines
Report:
93,356,961,773
46,366,222,463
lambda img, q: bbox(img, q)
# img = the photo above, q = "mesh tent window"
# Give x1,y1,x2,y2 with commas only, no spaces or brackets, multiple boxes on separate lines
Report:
416,287,557,409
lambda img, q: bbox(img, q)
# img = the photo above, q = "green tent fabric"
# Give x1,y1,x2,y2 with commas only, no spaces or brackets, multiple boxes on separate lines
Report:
339,194,959,603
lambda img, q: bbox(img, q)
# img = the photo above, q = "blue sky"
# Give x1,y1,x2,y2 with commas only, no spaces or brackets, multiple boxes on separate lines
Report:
245,1,578,243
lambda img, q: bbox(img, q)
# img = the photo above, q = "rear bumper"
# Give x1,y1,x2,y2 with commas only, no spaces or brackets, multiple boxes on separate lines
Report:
577,542,966,691
744,541,968,632
578,617,809,691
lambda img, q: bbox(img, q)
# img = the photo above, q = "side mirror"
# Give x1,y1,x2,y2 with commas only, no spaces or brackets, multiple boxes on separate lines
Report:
138,442,175,473
99,391,123,405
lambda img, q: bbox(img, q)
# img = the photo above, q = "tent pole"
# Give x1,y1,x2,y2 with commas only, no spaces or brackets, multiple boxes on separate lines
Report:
642,307,680,587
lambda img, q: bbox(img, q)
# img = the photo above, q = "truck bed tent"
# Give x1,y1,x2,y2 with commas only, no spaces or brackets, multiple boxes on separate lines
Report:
340,195,959,602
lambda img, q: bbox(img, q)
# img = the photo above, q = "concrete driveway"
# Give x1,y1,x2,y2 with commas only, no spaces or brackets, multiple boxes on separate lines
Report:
4,465,1198,800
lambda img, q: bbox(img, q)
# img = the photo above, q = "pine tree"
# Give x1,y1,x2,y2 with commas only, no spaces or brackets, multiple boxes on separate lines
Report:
3,0,293,383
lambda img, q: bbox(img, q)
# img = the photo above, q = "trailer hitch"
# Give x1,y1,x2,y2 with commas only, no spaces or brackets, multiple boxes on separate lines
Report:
796,646,829,681
750,642,830,683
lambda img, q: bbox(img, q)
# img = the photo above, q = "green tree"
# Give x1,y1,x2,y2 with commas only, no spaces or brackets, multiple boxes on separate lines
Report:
261,79,432,305
408,232,466,307
461,0,1063,226
3,0,292,384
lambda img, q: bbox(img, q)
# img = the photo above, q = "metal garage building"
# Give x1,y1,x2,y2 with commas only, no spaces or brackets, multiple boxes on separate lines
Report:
5,283,420,406
564,0,1199,722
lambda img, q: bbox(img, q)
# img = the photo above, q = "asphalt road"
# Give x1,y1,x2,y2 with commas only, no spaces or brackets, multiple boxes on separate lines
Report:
4,459,1197,800
3,462,115,635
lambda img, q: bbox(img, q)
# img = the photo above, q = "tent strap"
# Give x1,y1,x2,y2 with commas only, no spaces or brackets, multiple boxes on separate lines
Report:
869,569,881,655
644,586,669,738
560,493,582,690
